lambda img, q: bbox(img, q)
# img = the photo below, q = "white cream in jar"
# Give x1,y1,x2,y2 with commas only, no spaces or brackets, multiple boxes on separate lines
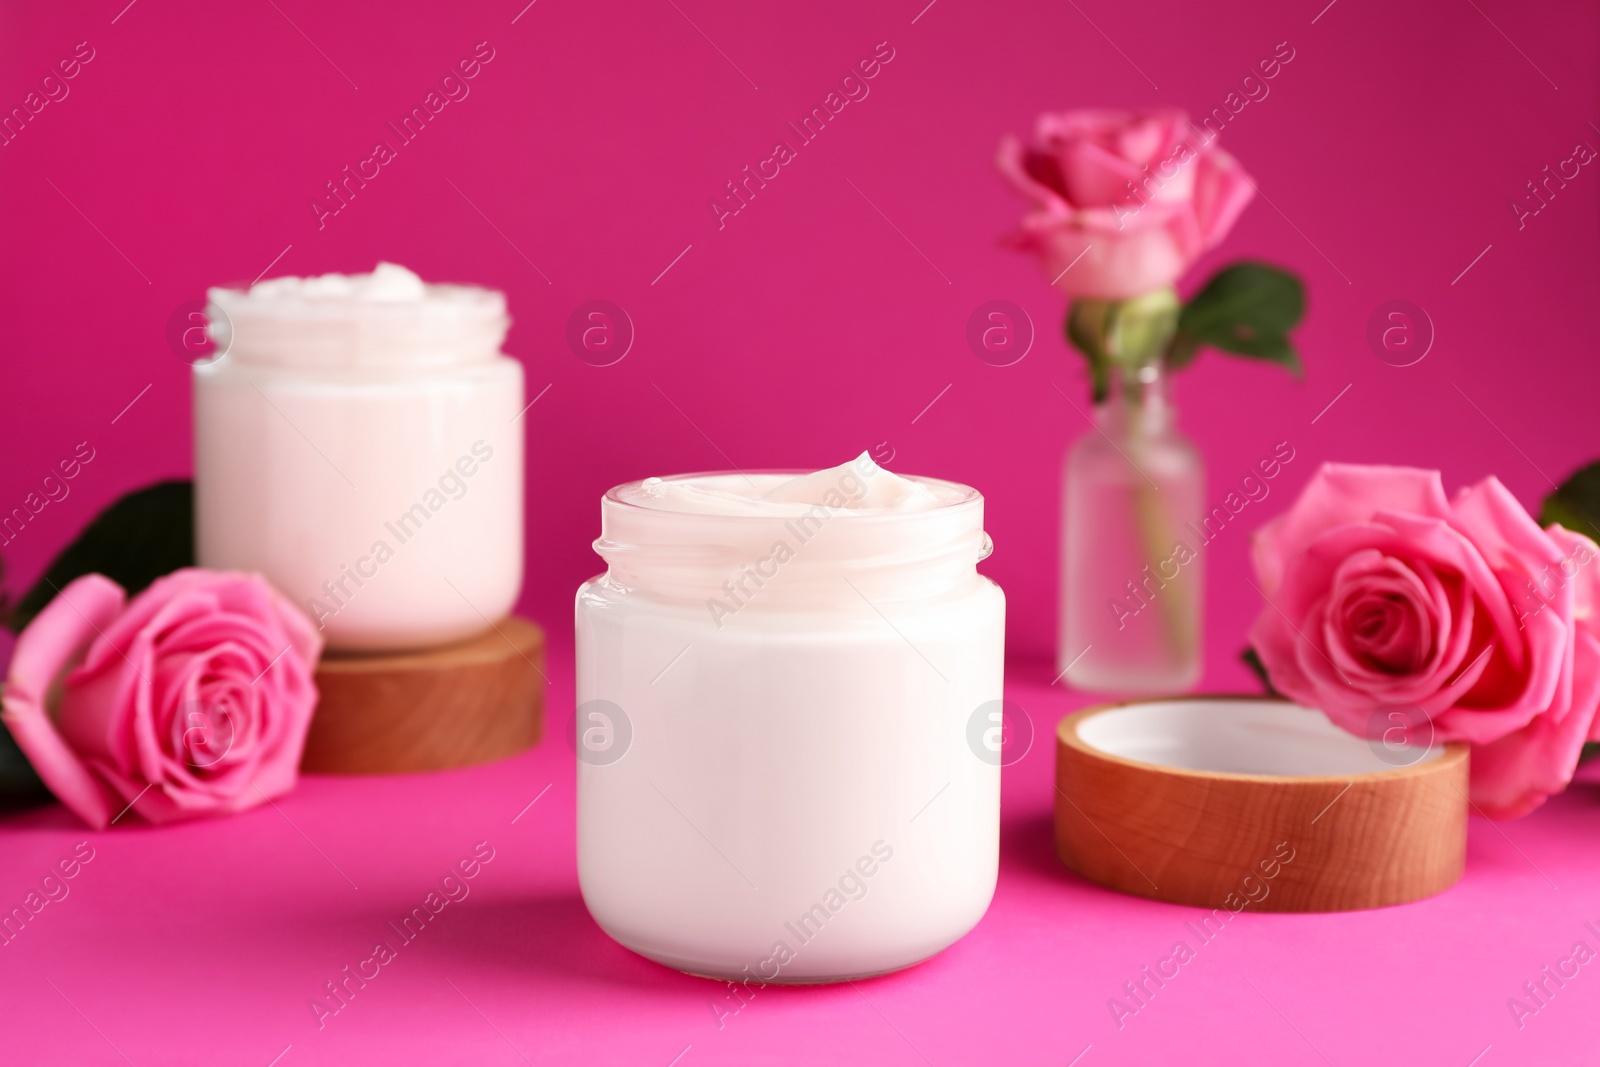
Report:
194,263,524,651
576,454,1004,982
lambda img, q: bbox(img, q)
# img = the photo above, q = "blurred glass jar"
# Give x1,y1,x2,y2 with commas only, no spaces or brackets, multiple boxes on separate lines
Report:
575,459,1004,982
194,264,524,652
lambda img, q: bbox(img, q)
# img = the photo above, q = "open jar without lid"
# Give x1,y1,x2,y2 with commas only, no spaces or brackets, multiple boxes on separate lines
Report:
575,455,1005,982
194,263,524,652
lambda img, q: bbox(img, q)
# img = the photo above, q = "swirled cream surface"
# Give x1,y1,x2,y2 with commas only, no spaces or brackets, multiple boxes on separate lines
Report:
244,261,431,301
620,454,953,516
206,262,507,370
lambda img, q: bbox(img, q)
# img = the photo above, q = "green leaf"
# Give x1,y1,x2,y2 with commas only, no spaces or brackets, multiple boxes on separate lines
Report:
7,480,194,632
1582,742,1600,766
1171,261,1305,374
1165,333,1202,372
1211,330,1302,371
1181,261,1305,338
1540,461,1600,543
1241,647,1282,697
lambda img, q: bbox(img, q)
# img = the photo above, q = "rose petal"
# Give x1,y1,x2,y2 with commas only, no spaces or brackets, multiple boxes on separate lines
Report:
1058,138,1144,207
1191,144,1255,251
0,574,127,829
1470,626,1600,818
1451,477,1566,577
1251,464,1454,597
1543,526,1600,641
1006,211,1190,300
997,135,1073,213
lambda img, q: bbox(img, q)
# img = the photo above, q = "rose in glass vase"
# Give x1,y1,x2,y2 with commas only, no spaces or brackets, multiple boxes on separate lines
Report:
997,107,1305,692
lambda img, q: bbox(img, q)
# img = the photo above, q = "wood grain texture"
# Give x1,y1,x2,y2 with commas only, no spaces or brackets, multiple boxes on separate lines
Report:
1054,698,1469,912
301,617,544,775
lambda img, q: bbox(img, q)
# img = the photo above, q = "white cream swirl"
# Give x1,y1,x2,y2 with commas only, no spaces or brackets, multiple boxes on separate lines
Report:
245,261,430,302
205,262,507,370
623,454,947,517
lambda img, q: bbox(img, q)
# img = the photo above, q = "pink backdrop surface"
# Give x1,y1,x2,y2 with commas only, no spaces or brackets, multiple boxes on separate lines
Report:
2,0,1599,1063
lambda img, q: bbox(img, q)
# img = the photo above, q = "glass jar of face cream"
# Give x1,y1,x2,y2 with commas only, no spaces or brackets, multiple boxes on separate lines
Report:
575,454,1004,982
194,263,524,651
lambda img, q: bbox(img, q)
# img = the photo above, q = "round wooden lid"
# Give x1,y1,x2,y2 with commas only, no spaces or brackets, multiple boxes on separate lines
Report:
1054,696,1468,912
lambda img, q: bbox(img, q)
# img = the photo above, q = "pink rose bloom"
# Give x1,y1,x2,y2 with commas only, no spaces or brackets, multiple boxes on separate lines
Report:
1,569,321,829
997,108,1256,299
1250,464,1600,818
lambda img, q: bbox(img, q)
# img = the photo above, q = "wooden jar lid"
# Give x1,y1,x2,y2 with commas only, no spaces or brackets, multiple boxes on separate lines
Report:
1054,696,1468,912
301,616,545,774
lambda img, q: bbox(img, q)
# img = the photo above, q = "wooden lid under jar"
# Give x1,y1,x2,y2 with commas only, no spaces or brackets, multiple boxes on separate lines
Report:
302,616,543,774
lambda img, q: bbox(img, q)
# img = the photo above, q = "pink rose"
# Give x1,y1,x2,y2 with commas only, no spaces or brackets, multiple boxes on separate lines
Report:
997,108,1256,299
1,569,321,828
1250,464,1600,818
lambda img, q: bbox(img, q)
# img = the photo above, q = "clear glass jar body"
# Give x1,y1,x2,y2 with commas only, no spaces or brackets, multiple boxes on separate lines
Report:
1060,365,1204,692
575,475,1004,983
193,283,524,651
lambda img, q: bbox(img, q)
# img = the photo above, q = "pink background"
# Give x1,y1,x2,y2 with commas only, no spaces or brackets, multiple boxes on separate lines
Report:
3,0,1599,1063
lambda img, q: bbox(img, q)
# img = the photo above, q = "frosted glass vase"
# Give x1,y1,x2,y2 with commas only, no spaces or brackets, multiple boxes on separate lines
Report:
1059,362,1204,692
